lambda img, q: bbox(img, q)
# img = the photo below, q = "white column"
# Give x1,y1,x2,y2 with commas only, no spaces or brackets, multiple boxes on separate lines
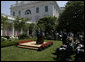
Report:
27,29,29,36
20,28,23,34
1,24,3,36
1,29,2,36
12,23,15,37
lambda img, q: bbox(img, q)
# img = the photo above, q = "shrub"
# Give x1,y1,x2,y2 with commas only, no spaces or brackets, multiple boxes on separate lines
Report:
39,41,53,51
8,36,18,41
38,46,44,51
46,35,54,40
28,37,37,41
1,37,7,41
1,40,18,48
18,33,28,39
2,36,10,39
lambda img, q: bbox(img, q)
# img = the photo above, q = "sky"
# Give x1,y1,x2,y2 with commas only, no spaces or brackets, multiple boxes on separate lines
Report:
1,1,68,15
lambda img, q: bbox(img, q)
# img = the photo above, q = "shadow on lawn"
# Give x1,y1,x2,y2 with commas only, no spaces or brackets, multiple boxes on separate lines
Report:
52,56,68,61
52,52,73,61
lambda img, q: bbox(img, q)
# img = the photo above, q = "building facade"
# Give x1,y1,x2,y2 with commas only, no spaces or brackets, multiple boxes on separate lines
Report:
10,1,61,22
1,1,64,37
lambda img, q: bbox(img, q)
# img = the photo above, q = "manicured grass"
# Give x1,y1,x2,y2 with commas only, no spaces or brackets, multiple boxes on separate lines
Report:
1,40,62,61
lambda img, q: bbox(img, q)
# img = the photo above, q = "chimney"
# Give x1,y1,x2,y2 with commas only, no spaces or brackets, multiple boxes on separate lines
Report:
16,1,18,5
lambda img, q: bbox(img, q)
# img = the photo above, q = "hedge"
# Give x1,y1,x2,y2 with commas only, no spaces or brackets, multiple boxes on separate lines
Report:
38,41,53,51
1,37,36,48
1,37,7,42
1,36,10,39
1,41,18,48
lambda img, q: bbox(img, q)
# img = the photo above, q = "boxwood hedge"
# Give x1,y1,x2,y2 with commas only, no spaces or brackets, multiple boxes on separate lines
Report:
1,40,18,48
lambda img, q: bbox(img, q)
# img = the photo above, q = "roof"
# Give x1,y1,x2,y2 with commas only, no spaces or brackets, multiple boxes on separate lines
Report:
60,7,65,10
1,13,34,24
1,13,15,20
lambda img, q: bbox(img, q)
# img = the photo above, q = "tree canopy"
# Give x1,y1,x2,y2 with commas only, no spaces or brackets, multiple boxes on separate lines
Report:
14,17,29,34
57,1,84,33
37,16,57,34
1,15,9,30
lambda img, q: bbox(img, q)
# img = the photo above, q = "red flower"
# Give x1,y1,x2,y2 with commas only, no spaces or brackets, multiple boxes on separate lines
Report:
18,40,32,43
42,44,46,47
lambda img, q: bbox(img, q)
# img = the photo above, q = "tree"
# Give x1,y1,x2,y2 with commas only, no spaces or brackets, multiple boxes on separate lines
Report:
1,15,8,29
58,1,84,33
28,23,37,37
1,15,9,36
37,16,57,36
14,17,29,35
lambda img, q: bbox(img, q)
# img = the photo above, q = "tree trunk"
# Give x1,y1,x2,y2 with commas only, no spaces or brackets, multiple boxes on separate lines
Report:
27,29,29,36
20,28,23,34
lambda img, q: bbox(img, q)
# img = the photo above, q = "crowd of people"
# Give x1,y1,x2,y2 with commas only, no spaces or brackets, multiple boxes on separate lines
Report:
35,29,84,61
53,31,84,61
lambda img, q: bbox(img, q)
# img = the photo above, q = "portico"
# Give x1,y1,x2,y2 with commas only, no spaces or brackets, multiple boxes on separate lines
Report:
1,14,15,37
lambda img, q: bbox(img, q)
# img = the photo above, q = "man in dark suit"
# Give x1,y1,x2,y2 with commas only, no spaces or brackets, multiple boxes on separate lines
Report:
36,30,44,44
62,32,67,45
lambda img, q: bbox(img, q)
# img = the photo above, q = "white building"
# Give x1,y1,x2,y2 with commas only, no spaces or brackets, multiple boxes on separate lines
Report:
1,1,64,37
10,1,61,22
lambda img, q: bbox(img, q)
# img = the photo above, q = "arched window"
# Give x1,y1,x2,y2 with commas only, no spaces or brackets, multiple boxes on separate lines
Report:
25,9,31,15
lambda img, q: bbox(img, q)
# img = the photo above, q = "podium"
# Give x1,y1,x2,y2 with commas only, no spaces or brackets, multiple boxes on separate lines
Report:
36,36,44,44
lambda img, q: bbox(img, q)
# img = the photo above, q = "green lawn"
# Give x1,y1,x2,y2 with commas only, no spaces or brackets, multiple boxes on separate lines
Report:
1,40,62,61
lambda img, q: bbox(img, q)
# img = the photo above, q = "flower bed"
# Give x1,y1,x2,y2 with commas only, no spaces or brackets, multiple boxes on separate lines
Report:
17,40,53,51
38,41,53,51
17,40,33,44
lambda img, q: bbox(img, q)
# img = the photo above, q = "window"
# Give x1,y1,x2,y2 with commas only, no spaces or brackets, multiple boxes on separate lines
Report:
19,11,21,16
25,9,31,15
45,6,48,12
36,7,39,13
13,11,15,16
